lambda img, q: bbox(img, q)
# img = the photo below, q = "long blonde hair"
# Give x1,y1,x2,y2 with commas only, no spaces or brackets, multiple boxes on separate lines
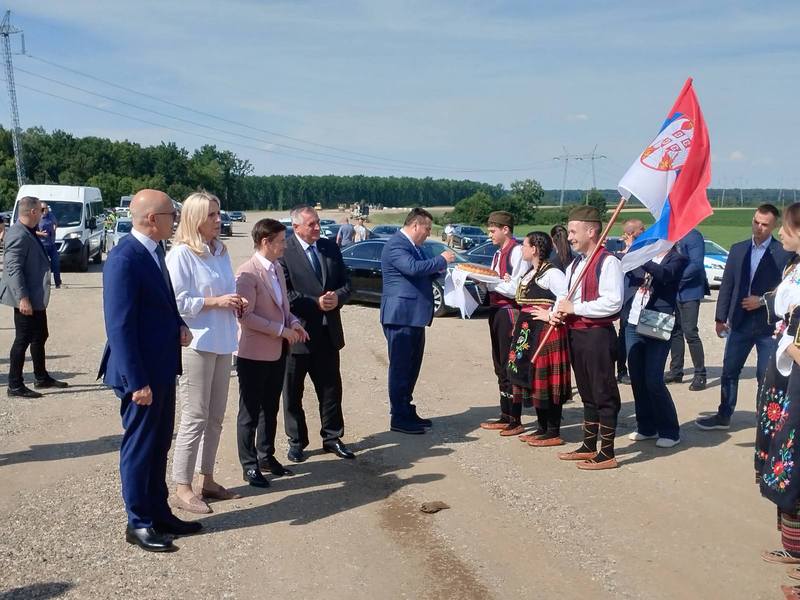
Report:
173,191,226,255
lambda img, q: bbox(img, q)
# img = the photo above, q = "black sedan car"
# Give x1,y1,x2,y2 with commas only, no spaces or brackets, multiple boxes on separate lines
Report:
463,240,499,266
228,210,246,222
341,238,486,317
442,225,490,249
370,224,401,238
220,211,233,237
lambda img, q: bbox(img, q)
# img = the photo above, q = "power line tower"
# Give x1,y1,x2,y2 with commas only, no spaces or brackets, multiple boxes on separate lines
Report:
0,11,25,186
553,146,607,207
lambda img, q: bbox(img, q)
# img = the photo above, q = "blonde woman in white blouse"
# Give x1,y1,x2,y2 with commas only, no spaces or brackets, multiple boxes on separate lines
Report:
166,192,246,514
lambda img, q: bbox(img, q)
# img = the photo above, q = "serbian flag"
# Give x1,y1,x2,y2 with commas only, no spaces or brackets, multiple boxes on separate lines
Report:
618,77,712,272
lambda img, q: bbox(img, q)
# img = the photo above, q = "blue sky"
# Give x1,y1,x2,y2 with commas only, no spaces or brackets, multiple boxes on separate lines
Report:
4,1,799,190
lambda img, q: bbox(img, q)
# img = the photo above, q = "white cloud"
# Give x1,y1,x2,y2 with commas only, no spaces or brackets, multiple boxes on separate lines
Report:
566,114,589,122
729,150,746,161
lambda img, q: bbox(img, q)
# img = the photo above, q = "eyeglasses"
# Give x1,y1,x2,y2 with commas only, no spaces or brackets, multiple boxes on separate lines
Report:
152,211,178,221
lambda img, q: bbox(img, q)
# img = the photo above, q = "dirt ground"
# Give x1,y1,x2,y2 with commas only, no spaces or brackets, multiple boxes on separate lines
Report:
0,210,790,599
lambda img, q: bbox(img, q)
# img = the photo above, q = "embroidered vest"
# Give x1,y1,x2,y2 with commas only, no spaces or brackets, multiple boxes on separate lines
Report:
565,248,619,329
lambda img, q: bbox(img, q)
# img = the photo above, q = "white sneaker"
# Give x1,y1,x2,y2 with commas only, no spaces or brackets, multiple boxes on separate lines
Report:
656,437,681,448
628,431,658,441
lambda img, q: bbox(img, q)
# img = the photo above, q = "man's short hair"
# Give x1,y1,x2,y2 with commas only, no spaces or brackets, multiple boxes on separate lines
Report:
404,207,433,227
290,204,316,224
757,203,780,220
251,218,286,248
18,196,40,214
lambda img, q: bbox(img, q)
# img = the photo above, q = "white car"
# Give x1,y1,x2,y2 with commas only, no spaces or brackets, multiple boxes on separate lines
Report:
704,240,728,289
108,218,132,250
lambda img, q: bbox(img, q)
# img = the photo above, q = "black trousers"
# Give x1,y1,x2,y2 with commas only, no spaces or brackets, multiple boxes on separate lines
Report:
668,299,706,377
283,328,344,449
237,354,286,471
617,317,628,377
9,308,49,389
568,326,621,425
488,306,516,398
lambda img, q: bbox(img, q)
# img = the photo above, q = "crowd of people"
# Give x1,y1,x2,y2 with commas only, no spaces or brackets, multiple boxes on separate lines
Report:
8,188,800,595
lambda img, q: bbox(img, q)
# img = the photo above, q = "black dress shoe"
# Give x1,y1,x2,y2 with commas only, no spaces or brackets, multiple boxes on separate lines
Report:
259,456,294,476
243,468,270,488
33,377,68,389
125,526,176,552
663,372,683,384
323,440,356,459
287,447,307,463
155,515,203,536
689,375,707,391
411,407,433,428
7,385,43,398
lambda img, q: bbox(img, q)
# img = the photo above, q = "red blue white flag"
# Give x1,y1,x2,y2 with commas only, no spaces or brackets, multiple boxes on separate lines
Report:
618,77,712,272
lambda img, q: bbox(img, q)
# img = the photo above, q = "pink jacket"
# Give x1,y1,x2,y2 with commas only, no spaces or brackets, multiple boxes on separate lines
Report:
235,255,300,361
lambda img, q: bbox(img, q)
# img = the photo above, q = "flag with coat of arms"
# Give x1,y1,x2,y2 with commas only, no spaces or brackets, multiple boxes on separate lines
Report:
618,77,713,272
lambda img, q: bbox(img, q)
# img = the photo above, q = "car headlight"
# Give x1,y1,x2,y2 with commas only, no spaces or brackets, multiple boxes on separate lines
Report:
63,232,81,240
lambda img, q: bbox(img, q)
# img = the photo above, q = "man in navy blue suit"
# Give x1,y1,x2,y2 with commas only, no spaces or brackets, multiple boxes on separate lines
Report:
99,189,195,552
380,208,455,434
697,204,793,430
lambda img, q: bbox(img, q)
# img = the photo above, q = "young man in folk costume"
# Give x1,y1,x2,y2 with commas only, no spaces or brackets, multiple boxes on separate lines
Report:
506,232,571,446
552,206,624,470
480,211,531,435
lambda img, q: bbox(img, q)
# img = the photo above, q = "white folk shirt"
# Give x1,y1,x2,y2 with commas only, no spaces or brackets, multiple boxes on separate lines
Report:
487,244,530,298
560,252,623,318
165,242,238,355
774,262,800,376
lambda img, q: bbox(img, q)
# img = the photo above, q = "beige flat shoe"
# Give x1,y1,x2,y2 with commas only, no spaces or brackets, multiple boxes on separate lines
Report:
201,486,242,501
173,494,212,514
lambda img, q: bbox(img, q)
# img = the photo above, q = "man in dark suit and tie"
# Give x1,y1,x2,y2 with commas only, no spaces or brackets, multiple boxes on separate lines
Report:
697,204,793,430
0,195,67,397
380,208,455,434
99,189,196,552
280,205,354,462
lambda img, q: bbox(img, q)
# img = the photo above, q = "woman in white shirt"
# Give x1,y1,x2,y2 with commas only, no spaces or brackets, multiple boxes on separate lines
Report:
166,192,245,514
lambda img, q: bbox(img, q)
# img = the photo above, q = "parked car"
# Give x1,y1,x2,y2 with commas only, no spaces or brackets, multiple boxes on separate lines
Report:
463,240,499,266
704,239,728,289
371,224,401,238
228,210,246,222
108,218,132,250
341,238,487,317
441,224,490,250
320,218,337,226
220,211,233,237
321,223,341,240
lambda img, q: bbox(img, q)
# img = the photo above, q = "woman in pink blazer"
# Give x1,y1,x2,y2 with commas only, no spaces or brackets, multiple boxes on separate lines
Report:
236,219,308,488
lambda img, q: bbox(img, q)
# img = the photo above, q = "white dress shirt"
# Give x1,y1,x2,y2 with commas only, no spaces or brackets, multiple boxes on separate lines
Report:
487,244,530,298
561,251,623,318
165,242,238,354
130,228,161,269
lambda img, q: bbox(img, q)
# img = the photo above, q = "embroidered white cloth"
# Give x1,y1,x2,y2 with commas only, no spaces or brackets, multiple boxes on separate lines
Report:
444,269,479,319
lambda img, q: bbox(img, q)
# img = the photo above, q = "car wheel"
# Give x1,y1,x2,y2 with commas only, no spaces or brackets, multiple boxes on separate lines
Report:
78,244,89,272
432,281,446,317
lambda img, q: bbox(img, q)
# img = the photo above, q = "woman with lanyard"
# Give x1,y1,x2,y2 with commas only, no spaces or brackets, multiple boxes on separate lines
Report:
755,204,800,599
505,231,571,445
623,247,687,449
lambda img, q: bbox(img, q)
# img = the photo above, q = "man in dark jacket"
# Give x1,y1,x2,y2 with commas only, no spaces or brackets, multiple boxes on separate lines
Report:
665,229,708,390
697,204,793,430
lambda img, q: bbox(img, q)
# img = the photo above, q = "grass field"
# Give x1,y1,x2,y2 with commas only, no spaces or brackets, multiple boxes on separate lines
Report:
368,207,757,250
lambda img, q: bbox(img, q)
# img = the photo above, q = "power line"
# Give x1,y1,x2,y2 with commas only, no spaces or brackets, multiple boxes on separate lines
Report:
24,53,554,175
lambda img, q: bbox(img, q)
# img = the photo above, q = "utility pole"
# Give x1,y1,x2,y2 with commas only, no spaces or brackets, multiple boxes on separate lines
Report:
0,11,25,186
588,144,607,190
553,146,606,208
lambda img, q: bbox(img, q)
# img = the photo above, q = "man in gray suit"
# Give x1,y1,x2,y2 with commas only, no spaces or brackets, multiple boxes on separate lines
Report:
0,195,67,398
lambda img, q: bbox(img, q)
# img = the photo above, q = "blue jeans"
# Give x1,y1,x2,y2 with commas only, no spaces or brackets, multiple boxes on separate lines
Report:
626,324,680,440
717,322,776,418
45,244,61,286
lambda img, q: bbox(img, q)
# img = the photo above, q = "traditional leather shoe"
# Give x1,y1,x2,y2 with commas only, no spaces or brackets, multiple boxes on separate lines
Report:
390,419,426,435
34,377,68,389
558,450,597,461
528,436,564,447
480,418,510,430
155,516,203,536
125,526,176,552
519,430,546,442
173,494,212,514
287,447,307,463
243,468,270,488
259,456,294,477
576,458,619,470
7,385,43,398
323,440,356,459
499,423,524,437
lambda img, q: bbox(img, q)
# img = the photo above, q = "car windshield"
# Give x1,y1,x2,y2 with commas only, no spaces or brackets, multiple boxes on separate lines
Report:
461,227,485,235
704,240,728,256
47,201,83,227
116,221,132,233
422,240,467,262
220,213,231,222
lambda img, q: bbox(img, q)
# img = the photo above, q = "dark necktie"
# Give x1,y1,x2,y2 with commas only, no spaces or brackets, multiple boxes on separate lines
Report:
308,245,323,281
155,242,172,290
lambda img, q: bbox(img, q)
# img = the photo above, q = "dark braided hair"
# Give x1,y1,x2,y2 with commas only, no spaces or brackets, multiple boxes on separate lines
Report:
525,231,554,277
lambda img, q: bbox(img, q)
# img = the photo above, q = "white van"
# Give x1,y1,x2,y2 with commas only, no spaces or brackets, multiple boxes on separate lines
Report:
13,184,106,271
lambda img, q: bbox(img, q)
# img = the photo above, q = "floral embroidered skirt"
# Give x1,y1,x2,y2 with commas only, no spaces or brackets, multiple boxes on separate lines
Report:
506,312,571,409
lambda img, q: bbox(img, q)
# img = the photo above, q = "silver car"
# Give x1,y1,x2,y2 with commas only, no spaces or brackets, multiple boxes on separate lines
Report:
108,218,132,250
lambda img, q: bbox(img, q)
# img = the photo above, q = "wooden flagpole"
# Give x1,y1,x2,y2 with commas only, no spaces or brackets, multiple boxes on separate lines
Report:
528,196,628,364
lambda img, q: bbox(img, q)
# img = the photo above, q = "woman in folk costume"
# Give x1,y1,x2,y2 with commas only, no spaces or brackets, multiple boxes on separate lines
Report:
505,231,571,444
754,204,800,599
